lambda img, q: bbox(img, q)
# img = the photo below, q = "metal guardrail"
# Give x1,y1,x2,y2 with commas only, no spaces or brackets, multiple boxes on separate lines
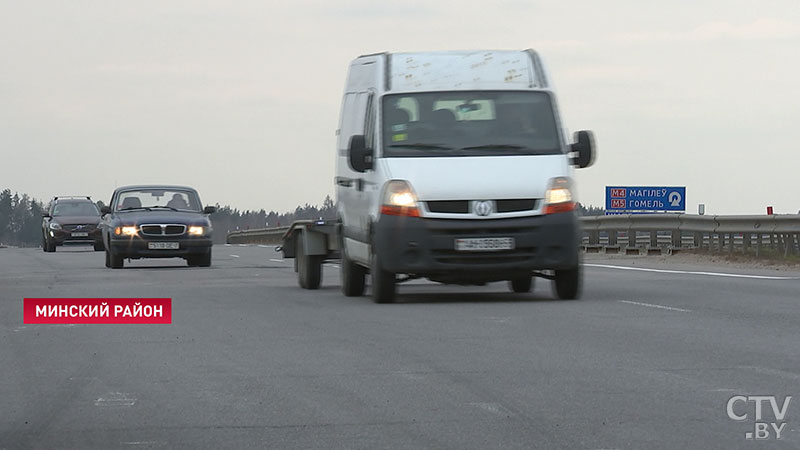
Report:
226,226,289,245
225,214,800,257
580,214,800,256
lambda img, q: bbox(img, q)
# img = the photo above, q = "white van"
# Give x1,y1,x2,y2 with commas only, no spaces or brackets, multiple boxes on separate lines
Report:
291,50,594,303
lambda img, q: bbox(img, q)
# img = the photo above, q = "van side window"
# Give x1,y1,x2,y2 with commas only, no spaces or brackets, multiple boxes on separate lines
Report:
338,93,369,151
364,94,376,149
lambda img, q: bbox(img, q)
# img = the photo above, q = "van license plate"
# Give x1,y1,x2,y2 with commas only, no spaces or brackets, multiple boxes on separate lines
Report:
455,237,514,252
71,232,89,237
148,242,179,250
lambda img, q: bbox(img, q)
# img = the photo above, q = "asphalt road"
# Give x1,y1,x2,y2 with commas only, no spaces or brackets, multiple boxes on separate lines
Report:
2,244,800,449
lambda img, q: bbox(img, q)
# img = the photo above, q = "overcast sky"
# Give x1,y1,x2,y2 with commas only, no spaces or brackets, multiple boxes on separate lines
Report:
2,1,798,215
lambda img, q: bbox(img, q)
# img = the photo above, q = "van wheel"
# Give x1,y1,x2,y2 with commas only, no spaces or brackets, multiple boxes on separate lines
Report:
553,266,581,300
341,244,366,297
371,252,396,303
296,239,321,289
509,275,533,293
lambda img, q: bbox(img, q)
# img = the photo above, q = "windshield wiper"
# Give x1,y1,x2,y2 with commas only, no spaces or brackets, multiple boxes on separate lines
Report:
461,144,526,150
389,143,453,150
119,207,152,211
146,206,180,211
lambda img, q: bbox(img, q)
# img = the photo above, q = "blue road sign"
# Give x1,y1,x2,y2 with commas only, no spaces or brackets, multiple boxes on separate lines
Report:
605,186,686,213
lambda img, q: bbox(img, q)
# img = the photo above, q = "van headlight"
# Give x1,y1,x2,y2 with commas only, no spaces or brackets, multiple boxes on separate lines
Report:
543,177,576,214
380,180,420,217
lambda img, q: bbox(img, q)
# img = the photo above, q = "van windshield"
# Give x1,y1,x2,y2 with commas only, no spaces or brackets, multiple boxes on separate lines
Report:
382,91,562,157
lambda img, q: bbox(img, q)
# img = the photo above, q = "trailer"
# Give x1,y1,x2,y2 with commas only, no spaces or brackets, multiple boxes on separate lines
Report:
277,220,340,289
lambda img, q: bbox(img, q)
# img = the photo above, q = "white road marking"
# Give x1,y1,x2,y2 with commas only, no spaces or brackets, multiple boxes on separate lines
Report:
586,263,800,280
486,317,512,323
257,245,270,248
121,442,161,446
224,243,231,246
469,402,514,417
238,244,247,247
742,366,800,381
229,254,240,258
618,300,690,313
95,392,136,407
269,258,285,263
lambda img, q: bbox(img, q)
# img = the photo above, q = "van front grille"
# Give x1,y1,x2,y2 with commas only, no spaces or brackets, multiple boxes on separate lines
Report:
496,199,538,213
426,201,469,213
426,199,538,214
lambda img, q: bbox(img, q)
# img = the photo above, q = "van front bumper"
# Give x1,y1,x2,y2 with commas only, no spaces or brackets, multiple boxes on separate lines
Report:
373,212,580,282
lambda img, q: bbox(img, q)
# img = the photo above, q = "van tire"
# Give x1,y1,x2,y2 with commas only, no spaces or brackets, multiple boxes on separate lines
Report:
553,266,581,300
371,252,396,303
509,275,533,293
296,238,321,289
341,244,366,297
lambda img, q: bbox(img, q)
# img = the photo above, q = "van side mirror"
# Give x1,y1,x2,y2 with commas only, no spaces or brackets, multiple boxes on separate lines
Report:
100,206,111,215
203,206,217,214
348,135,373,172
570,130,596,168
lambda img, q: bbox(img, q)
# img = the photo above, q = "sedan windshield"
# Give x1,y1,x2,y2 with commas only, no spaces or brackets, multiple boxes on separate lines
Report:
52,202,100,216
115,189,201,212
382,91,562,157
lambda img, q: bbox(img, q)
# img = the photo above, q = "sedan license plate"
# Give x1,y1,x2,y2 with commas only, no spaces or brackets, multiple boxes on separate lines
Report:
455,237,514,252
71,232,89,237
148,242,179,250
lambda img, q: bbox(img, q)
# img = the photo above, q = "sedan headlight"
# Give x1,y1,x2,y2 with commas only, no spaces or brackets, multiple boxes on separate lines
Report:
188,226,205,236
48,222,62,230
114,226,138,236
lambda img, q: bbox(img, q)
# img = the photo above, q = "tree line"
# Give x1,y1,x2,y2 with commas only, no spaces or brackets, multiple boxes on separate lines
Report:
0,189,46,247
0,188,604,247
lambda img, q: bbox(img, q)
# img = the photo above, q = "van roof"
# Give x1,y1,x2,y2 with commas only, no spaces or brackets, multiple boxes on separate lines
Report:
355,50,548,92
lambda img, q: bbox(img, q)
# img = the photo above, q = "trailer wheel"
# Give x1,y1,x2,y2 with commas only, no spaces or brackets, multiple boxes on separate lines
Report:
340,242,366,297
371,252,396,303
553,266,581,300
296,237,321,289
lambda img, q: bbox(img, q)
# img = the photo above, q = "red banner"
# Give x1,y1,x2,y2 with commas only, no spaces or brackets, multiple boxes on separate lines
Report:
24,298,172,324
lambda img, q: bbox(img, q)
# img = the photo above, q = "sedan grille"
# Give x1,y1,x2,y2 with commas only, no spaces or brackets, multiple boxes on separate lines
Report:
139,224,187,236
